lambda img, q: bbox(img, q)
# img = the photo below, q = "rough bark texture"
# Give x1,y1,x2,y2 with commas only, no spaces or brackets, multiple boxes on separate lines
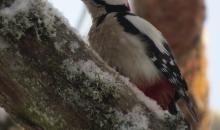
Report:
0,0,187,129
131,0,209,129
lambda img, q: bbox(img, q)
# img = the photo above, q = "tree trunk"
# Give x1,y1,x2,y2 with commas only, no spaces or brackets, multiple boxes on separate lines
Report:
0,0,187,129
131,0,209,129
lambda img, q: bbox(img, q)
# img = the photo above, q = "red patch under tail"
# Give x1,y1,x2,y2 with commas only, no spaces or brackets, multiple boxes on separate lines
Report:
136,79,177,114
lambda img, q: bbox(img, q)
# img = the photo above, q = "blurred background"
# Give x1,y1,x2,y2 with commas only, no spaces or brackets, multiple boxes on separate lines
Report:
0,0,219,129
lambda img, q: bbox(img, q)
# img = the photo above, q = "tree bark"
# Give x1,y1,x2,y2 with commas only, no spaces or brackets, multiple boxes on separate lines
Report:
131,0,209,129
0,0,187,129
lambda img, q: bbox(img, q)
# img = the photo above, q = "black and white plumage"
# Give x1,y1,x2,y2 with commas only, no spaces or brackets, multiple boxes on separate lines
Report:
82,0,198,122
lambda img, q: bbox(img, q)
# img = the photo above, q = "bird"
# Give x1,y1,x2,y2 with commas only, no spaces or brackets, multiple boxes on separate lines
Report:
81,0,198,122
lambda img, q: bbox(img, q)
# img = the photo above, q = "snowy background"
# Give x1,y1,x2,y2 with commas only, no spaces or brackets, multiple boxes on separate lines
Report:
48,0,220,110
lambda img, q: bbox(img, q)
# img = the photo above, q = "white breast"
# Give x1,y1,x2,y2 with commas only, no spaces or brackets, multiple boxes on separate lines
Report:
88,14,162,86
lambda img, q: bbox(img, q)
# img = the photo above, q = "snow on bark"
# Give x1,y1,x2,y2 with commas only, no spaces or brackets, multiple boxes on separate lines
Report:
0,0,32,18
62,59,116,83
54,40,67,52
70,41,79,53
0,0,82,41
116,106,149,130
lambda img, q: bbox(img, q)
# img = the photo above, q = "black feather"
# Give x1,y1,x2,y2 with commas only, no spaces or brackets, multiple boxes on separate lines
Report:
96,14,107,27
93,0,129,13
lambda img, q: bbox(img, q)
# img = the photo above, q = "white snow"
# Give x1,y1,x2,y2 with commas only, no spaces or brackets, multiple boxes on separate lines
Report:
61,59,79,80
41,0,83,40
70,41,79,53
0,0,32,18
54,40,67,52
119,75,170,120
0,0,86,57
54,40,79,53
0,0,84,41
116,106,149,130
62,59,116,83
76,60,115,82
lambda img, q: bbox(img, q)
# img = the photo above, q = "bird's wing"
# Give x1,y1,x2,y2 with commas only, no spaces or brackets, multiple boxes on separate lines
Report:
114,12,198,122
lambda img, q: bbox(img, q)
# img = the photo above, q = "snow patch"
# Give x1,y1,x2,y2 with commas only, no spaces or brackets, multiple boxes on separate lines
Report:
70,41,79,53
54,40,67,52
76,60,115,82
61,59,116,83
0,0,84,42
42,0,84,40
54,40,79,53
119,75,169,120
0,0,32,18
61,59,79,80
116,106,149,130
40,0,83,40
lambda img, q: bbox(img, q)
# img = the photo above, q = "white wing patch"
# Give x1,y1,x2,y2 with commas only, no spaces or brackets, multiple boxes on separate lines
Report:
124,15,170,55
162,59,167,64
151,56,157,61
104,0,127,5
169,58,175,66
178,89,185,96
169,76,178,84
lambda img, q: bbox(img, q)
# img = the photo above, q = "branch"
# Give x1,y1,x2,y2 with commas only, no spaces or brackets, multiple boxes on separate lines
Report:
0,0,186,129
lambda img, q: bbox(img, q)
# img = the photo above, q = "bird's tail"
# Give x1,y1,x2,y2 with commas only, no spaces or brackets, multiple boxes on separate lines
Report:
177,89,199,122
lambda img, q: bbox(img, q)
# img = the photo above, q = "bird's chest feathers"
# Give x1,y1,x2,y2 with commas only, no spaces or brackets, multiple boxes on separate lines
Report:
88,18,162,86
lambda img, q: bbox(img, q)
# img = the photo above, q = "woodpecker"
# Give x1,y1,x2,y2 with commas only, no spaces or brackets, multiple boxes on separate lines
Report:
82,0,198,122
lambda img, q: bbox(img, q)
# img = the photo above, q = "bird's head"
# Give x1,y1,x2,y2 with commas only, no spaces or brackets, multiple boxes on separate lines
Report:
82,0,130,19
